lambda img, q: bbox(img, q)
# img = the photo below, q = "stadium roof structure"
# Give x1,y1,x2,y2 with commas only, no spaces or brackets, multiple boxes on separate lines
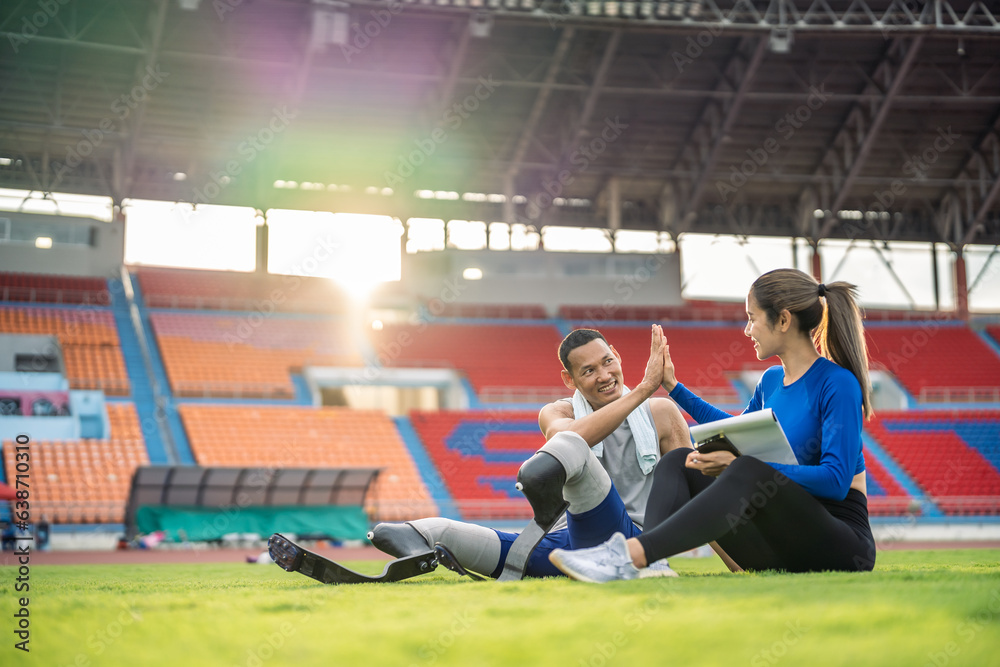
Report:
1,0,999,246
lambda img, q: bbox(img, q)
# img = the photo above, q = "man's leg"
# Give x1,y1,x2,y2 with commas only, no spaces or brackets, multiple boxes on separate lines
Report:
373,431,622,580
370,517,503,577
493,528,570,578
532,431,612,517
501,431,638,579
531,430,641,546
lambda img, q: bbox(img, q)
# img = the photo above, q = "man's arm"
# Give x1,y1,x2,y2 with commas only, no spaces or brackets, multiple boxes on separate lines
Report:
649,397,692,455
538,325,667,446
539,384,657,446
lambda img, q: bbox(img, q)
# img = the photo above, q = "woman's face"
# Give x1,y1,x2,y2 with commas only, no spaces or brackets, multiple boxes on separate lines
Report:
744,292,781,361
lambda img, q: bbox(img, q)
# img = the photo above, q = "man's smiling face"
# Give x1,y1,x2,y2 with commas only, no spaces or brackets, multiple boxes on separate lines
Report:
562,338,625,409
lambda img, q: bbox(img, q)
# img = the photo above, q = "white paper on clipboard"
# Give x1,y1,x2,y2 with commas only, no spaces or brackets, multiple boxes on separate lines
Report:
688,409,798,465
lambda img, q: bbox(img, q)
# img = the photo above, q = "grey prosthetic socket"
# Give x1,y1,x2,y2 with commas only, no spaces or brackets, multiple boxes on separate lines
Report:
368,522,434,559
497,446,573,581
537,430,612,515
408,518,502,577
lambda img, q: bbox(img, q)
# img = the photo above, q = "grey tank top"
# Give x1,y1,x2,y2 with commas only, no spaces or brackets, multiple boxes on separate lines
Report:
559,398,659,529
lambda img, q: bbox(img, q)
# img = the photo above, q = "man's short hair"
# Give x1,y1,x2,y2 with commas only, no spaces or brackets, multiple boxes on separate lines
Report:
558,329,608,373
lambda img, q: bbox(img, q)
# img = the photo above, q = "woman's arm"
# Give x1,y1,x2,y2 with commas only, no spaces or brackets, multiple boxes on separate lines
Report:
662,337,768,425
766,374,862,500
668,383,736,425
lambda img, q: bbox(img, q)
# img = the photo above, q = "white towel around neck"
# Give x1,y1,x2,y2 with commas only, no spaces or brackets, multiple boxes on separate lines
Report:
571,386,659,475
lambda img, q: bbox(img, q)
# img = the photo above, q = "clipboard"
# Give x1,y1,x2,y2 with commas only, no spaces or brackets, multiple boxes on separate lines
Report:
689,408,798,465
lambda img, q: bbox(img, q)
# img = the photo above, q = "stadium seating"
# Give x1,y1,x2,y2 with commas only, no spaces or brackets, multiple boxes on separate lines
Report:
865,410,1000,515
0,306,129,395
368,323,566,402
410,410,541,520
0,271,110,306
596,325,768,404
135,267,348,313
987,325,1000,348
179,405,436,521
431,303,548,319
861,450,914,516
558,300,747,323
866,324,1000,402
150,312,362,398
1,403,148,523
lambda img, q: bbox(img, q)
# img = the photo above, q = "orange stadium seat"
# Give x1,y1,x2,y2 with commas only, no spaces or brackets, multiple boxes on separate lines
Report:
179,405,436,521
150,312,363,398
0,306,130,396
135,267,349,313
1,403,148,524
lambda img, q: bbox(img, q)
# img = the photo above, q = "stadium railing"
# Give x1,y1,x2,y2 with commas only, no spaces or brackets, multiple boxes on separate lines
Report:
918,387,1000,403
477,386,573,404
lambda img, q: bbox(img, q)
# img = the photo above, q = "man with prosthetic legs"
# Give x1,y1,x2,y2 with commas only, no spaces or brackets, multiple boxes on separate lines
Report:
271,326,691,583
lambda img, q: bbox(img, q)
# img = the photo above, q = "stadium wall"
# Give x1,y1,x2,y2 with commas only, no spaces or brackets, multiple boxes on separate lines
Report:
0,212,124,277
396,250,682,313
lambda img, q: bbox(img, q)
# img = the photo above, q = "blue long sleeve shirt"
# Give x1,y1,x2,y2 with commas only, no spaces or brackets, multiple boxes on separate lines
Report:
669,357,865,501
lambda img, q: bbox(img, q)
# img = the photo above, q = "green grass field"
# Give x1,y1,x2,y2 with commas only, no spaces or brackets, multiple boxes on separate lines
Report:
3,549,999,667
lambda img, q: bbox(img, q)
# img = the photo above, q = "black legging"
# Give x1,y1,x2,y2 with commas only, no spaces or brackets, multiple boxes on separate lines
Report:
637,448,876,573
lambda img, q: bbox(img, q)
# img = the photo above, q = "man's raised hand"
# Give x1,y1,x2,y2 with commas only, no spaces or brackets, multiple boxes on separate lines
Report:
639,324,666,393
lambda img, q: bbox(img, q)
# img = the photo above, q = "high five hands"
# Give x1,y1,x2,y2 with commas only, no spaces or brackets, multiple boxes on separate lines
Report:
649,325,735,476
639,324,667,393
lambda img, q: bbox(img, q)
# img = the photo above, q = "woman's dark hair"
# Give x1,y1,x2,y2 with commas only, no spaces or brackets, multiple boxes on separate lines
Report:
750,268,873,419
558,329,608,373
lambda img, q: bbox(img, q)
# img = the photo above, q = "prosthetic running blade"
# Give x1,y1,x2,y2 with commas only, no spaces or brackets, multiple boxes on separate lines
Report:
433,543,488,581
268,533,437,584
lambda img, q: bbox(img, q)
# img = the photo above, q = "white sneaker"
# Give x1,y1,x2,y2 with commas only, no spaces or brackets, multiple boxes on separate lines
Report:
548,532,641,583
639,558,679,578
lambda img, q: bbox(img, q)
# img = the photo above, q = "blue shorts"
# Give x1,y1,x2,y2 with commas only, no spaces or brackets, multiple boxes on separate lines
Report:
491,483,642,578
